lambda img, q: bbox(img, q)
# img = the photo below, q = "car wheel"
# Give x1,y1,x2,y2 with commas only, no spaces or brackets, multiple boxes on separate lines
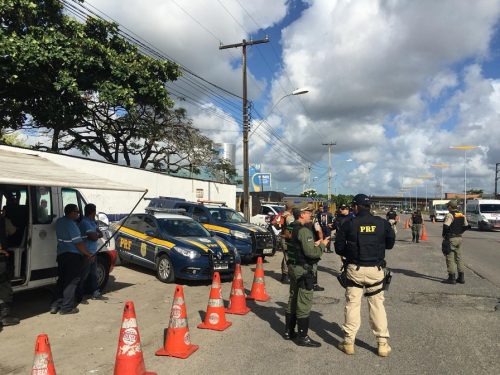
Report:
96,255,110,291
156,254,174,283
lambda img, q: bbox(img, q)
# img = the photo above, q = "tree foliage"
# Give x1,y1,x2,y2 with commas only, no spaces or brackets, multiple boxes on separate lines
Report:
1,0,236,179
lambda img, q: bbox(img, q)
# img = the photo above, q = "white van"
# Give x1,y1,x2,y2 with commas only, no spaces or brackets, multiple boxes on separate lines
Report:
429,200,450,222
466,199,500,231
0,148,145,292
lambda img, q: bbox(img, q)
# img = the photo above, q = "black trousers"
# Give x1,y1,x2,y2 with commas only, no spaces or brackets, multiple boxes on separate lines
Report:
0,256,13,305
52,253,83,312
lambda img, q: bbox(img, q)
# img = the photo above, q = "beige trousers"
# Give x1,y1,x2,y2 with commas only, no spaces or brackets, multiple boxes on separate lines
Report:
343,264,390,344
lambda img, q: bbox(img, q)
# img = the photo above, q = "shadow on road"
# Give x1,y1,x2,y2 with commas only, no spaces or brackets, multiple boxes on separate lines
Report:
246,299,375,352
391,267,444,282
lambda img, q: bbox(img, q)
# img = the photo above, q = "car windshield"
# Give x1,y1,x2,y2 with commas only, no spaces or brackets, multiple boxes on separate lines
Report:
208,208,247,223
157,218,210,237
434,204,448,211
479,204,500,213
271,205,285,214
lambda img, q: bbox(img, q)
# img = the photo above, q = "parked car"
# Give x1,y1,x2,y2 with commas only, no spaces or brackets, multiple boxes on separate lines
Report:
250,203,285,227
112,212,239,282
145,197,276,262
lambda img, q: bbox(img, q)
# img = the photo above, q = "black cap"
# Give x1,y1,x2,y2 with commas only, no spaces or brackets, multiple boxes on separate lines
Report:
339,204,348,209
352,194,370,206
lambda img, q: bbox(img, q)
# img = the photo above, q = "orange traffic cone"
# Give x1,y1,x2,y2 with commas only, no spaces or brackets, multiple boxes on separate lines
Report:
247,257,271,302
114,301,156,375
198,272,232,331
31,334,56,375
156,285,199,359
421,225,428,241
226,264,251,315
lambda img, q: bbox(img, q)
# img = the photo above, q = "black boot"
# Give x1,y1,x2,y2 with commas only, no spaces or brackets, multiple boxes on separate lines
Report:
296,317,321,347
283,313,297,340
441,273,456,284
0,303,20,326
456,272,465,284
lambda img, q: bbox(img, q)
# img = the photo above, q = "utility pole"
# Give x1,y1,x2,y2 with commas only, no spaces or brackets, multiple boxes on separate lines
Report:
219,37,269,220
322,142,336,202
495,162,500,198
302,165,307,193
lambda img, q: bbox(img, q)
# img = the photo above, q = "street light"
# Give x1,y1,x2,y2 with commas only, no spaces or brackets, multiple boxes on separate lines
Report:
419,174,433,210
431,163,449,199
238,88,308,221
449,145,479,214
250,88,309,138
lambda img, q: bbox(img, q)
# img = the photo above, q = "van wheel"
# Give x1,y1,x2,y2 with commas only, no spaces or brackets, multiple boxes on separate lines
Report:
96,256,110,291
156,254,174,283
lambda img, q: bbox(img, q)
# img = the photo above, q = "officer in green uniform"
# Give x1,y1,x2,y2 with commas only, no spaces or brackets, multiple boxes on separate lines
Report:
442,200,470,284
284,204,328,347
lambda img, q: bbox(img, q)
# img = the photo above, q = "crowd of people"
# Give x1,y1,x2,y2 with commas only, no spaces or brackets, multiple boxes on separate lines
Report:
1,192,471,358
277,194,470,356
0,200,107,332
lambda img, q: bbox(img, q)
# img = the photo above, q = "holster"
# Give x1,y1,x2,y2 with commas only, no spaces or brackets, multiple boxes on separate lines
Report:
337,270,348,289
298,265,315,291
383,268,393,291
442,238,451,255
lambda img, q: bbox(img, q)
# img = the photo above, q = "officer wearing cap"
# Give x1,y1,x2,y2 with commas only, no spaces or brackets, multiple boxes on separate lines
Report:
284,204,329,347
409,209,423,243
441,199,470,284
334,203,354,233
335,194,395,357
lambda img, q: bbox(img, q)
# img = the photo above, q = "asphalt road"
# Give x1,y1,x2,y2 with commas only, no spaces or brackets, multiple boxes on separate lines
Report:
1,220,499,374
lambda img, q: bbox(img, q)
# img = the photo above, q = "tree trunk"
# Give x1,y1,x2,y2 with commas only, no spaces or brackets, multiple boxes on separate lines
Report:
51,128,60,152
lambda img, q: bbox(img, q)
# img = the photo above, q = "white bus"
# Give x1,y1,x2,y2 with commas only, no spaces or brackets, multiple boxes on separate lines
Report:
465,199,500,231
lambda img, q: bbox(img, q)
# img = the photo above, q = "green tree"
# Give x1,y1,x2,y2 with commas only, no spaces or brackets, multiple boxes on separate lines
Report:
300,188,318,198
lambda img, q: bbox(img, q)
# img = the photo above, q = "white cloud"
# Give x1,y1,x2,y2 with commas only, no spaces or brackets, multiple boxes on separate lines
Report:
62,1,500,196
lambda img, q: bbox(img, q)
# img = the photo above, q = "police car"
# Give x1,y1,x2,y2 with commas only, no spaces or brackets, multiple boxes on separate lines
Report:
145,198,276,262
112,212,240,282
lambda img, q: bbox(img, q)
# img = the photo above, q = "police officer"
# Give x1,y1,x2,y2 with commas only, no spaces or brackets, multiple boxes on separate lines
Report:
333,203,354,233
409,209,423,243
335,194,395,357
316,204,334,252
279,203,295,284
441,200,470,284
386,206,399,236
0,214,20,330
284,204,328,347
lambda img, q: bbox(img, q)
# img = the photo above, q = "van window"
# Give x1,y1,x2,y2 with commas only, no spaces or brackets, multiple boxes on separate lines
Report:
479,204,500,213
61,188,86,217
33,186,53,224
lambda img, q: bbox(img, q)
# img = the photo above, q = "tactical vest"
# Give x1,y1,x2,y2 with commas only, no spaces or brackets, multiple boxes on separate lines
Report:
287,223,312,265
387,211,397,220
449,211,466,236
412,214,423,224
344,213,386,266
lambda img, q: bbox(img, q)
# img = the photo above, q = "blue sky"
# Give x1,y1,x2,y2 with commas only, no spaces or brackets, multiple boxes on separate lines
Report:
69,0,500,197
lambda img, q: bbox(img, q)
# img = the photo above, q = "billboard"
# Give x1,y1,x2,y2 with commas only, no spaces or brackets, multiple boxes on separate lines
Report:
252,173,271,192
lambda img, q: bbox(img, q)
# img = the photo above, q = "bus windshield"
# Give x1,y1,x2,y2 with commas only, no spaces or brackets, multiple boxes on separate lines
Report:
479,204,500,214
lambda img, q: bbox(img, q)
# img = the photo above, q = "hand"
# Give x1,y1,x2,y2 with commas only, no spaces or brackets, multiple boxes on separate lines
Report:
0,248,9,256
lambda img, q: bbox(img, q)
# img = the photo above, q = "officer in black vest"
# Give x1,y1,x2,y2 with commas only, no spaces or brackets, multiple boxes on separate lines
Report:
441,200,470,284
335,194,395,357
409,209,423,242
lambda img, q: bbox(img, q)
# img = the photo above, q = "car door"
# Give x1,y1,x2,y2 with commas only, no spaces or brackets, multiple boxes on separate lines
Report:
29,186,58,284
138,215,159,265
117,215,144,265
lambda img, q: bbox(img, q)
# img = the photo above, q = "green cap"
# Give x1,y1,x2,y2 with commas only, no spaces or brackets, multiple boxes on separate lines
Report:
447,200,458,209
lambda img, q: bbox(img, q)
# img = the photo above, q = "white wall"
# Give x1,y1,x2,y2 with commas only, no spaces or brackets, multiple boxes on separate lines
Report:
2,146,236,214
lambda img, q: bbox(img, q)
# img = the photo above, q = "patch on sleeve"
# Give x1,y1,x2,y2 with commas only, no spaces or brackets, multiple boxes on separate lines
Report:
306,237,313,242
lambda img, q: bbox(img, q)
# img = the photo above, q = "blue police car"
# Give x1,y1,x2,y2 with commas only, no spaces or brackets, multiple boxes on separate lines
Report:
112,212,239,282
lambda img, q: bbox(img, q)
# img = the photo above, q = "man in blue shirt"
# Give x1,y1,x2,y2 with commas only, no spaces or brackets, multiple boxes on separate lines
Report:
78,204,105,301
50,204,92,315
